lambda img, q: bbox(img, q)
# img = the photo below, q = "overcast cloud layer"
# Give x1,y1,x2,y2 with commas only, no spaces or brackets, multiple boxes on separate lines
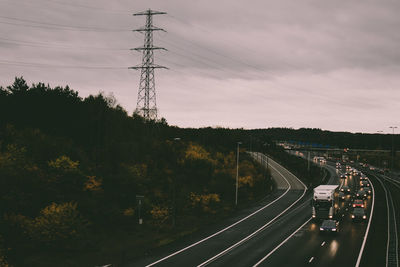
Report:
1,0,400,133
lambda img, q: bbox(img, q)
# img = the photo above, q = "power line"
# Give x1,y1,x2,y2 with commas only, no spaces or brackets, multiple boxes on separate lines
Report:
165,13,393,95
0,15,130,32
0,0,130,15
33,0,130,14
0,37,128,51
0,60,127,69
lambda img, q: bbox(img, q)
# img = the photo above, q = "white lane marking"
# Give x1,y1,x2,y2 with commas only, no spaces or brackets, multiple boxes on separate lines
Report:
381,174,400,185
252,217,312,267
355,176,375,267
309,257,314,263
380,177,391,267
321,241,325,247
144,154,292,267
197,187,307,267
382,177,399,266
388,186,399,267
375,175,398,267
266,155,308,190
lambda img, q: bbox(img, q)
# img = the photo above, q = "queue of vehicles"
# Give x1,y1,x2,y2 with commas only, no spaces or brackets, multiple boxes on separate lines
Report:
315,161,371,233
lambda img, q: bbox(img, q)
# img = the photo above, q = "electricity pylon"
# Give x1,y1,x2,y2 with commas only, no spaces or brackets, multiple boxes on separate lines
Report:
130,9,167,120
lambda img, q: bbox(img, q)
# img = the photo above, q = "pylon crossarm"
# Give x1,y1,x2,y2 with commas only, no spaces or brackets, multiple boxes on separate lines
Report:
131,47,167,51
129,64,168,70
133,27,166,32
133,10,166,16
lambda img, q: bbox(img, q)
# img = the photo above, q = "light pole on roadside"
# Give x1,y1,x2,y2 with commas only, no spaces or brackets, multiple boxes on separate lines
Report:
136,195,144,225
389,126,397,171
235,142,242,206
171,137,181,227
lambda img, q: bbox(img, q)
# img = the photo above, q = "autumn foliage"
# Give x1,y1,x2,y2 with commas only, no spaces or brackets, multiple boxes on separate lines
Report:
0,77,272,266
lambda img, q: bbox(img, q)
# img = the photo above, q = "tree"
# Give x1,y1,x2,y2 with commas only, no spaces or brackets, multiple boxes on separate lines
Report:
7,77,28,94
23,202,88,246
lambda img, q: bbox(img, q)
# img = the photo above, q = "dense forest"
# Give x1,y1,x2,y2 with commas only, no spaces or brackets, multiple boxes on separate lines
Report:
0,78,276,266
0,77,394,266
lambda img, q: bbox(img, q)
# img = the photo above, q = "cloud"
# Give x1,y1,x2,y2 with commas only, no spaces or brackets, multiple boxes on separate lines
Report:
0,0,399,133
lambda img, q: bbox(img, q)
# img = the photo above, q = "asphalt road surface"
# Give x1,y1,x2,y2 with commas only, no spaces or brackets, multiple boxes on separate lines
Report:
127,155,377,267
128,153,307,267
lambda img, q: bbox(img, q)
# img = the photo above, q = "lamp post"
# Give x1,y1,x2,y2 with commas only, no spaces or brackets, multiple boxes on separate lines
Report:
171,137,181,227
389,127,397,171
136,195,144,224
235,142,242,206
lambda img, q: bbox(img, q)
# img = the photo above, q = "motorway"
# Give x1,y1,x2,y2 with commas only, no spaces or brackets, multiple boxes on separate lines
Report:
127,154,376,267
361,170,399,267
258,164,372,267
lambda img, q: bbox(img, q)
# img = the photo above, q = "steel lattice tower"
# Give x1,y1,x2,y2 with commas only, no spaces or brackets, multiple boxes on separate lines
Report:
130,9,167,120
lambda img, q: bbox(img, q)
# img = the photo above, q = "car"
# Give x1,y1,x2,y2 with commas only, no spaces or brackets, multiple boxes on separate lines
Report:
355,189,367,199
352,199,364,208
360,180,370,187
351,208,367,221
341,185,351,194
360,175,368,180
340,174,347,179
361,186,371,194
339,191,346,200
320,219,340,233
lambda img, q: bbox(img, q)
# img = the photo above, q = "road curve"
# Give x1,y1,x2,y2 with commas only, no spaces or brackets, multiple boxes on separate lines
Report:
253,162,372,267
127,152,307,267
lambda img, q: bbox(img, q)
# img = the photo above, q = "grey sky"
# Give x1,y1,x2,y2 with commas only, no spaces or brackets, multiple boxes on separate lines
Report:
1,0,400,133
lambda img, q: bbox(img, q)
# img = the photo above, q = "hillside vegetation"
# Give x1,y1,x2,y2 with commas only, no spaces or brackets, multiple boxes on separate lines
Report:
1,77,380,266
0,77,274,266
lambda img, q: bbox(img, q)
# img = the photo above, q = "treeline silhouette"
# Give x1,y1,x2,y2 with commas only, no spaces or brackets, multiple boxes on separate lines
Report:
0,77,390,265
0,77,275,266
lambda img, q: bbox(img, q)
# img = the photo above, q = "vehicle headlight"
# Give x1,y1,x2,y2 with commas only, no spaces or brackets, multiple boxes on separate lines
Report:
320,227,324,231
361,205,364,207
329,215,333,218
353,204,355,207
332,228,336,231
312,215,316,218
352,215,355,218
363,215,366,219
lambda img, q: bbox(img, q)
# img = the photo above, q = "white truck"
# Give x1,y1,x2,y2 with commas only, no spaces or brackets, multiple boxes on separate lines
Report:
312,185,339,220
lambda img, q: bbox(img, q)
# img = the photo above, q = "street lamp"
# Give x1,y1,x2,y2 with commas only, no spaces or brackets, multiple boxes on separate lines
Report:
236,142,242,206
389,126,397,171
171,137,181,227
136,195,144,225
